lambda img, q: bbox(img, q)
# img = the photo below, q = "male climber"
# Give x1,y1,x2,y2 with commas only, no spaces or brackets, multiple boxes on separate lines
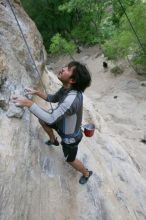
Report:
12,61,93,184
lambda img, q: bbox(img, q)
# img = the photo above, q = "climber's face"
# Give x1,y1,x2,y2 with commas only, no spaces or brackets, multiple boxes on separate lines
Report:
58,66,76,87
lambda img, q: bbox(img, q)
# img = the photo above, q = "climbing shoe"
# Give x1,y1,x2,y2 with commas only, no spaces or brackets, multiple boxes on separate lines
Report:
79,171,93,184
45,138,59,146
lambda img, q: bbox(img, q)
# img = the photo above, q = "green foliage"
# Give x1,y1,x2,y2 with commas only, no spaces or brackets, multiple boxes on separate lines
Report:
21,0,73,51
103,31,133,59
99,17,116,41
21,0,144,67
111,0,139,26
21,0,113,49
59,0,111,45
49,33,76,55
103,1,146,66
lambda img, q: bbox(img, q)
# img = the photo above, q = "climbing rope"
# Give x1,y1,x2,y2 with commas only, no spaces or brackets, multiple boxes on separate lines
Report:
6,0,54,111
117,0,146,56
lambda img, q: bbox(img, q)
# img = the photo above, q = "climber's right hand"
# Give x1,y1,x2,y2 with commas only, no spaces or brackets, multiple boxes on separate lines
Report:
24,88,38,95
24,88,47,100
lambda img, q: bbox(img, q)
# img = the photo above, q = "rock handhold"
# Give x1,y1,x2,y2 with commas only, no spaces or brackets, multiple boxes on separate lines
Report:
6,103,24,118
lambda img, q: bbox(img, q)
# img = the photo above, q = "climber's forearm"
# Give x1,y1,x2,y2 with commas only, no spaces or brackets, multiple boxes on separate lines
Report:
35,91,48,100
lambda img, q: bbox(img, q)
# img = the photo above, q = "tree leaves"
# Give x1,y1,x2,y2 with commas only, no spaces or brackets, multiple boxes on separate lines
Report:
103,1,146,66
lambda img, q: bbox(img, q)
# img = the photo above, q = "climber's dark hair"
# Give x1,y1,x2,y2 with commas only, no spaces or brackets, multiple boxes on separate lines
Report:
68,61,91,92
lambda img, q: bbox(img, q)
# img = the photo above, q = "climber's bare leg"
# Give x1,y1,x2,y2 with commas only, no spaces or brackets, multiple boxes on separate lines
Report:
39,119,55,142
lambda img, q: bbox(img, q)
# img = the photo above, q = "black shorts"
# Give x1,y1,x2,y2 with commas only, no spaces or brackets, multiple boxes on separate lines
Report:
61,140,80,162
39,119,82,162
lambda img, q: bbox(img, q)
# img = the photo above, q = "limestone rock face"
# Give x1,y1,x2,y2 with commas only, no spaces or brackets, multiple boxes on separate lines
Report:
1,1,146,220
0,0,46,112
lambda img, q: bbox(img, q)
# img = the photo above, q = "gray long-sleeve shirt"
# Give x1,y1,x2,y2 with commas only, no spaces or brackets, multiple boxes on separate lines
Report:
29,87,83,144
